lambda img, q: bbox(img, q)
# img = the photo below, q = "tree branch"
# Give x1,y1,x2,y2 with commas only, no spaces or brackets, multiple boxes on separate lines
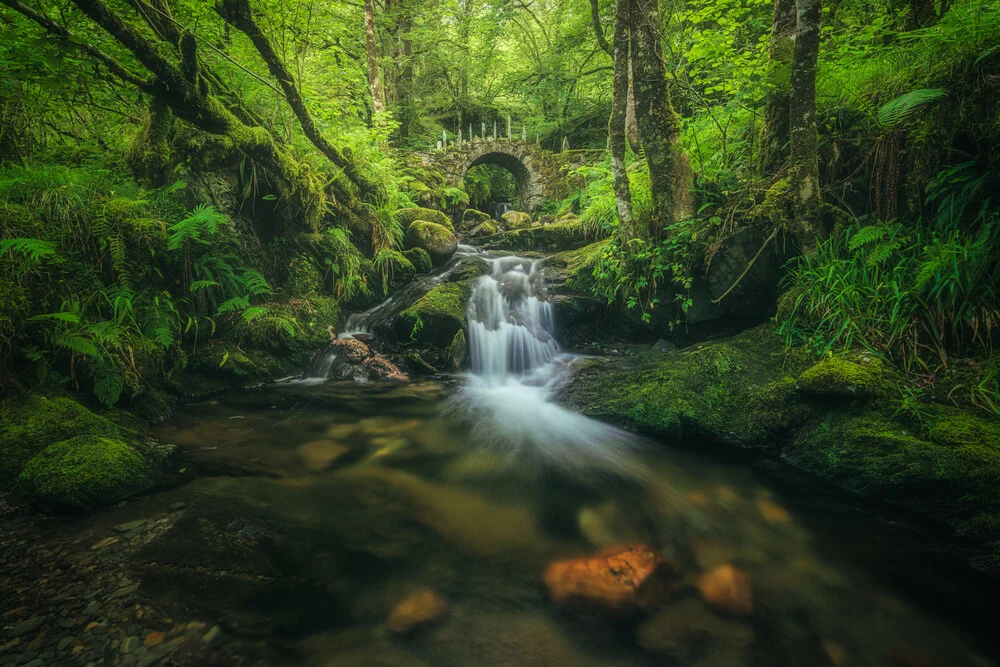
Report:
589,0,612,56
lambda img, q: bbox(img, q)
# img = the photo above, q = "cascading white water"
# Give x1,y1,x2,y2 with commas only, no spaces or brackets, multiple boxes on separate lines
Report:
466,257,559,384
458,255,644,475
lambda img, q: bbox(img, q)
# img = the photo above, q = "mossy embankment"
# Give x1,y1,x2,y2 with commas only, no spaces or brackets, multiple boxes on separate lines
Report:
559,324,1000,574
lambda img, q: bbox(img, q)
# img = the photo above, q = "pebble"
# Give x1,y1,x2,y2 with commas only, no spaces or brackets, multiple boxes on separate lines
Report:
143,631,165,648
11,617,44,637
122,636,141,654
56,637,73,651
201,626,221,644
169,502,186,511
90,537,118,551
114,520,146,533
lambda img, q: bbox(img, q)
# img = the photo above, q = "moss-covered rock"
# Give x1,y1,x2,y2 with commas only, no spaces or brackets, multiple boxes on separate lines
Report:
545,240,608,295
393,281,473,347
18,436,155,510
449,257,490,282
501,210,532,230
559,325,814,446
0,393,136,488
470,220,499,237
928,412,1000,448
404,221,458,266
461,209,492,228
395,207,455,233
797,354,889,400
482,221,587,252
404,247,433,275
447,330,468,371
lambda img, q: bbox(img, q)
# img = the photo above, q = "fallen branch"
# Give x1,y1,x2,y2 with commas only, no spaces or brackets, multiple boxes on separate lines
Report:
711,226,779,304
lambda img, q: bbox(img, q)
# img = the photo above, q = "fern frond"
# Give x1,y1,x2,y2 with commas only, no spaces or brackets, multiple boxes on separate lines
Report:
0,238,58,263
876,88,946,129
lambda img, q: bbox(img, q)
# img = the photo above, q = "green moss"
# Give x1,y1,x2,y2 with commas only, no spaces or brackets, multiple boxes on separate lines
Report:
461,209,492,226
469,220,499,237
546,240,609,294
447,329,468,371
395,207,455,233
404,221,458,266
561,325,812,446
928,412,1000,448
797,355,888,399
18,436,154,510
0,394,136,488
394,281,473,347
449,258,490,282
285,255,324,296
403,247,433,274
501,210,531,230
483,221,586,252
787,409,1000,570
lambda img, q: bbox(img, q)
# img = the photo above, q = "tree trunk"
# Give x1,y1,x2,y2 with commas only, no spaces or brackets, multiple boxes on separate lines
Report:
365,0,385,113
759,0,795,176
789,0,824,246
625,60,640,154
630,0,681,236
610,0,634,237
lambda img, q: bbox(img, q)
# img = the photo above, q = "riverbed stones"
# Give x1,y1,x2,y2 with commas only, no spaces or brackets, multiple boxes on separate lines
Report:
543,545,674,616
386,589,450,634
637,596,754,666
404,221,458,266
298,440,350,472
695,564,753,616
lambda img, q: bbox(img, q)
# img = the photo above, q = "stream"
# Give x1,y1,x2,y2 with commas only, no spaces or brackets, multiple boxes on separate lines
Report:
8,252,999,666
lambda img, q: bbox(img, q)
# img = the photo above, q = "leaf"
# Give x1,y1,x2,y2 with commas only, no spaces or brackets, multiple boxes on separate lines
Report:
876,88,946,129
94,369,124,407
0,238,58,262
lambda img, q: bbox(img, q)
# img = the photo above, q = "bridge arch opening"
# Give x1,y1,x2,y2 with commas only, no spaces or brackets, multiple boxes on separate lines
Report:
462,151,533,218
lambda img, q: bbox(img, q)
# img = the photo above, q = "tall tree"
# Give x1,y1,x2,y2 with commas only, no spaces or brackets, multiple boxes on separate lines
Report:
789,0,823,246
759,0,796,176
630,0,681,235
365,0,385,113
609,0,634,237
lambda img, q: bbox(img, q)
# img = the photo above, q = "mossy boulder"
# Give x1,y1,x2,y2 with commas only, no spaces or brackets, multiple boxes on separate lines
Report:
928,412,1000,448
449,257,490,282
461,209,492,228
796,355,889,400
470,221,499,238
404,221,458,266
545,240,608,295
447,330,468,371
18,436,156,510
404,247,434,275
395,207,455,233
0,393,136,488
559,325,814,446
501,210,532,230
482,221,587,252
393,281,473,347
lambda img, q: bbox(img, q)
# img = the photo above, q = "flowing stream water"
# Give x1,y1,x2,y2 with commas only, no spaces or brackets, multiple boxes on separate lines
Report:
32,251,1000,666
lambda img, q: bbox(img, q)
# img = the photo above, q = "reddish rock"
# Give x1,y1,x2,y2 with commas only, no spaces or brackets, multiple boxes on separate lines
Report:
362,355,407,381
696,564,753,616
543,545,674,616
386,588,450,634
329,338,371,364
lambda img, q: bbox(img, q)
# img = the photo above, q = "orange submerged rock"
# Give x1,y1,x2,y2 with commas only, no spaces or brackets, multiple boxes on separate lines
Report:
386,588,450,634
695,564,753,616
543,545,674,615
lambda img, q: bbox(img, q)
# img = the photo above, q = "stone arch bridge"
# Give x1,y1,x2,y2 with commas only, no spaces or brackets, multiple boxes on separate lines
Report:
420,140,607,211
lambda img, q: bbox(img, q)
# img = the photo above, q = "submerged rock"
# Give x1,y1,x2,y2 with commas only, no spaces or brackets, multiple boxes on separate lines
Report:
543,545,674,616
695,564,753,616
386,588,450,634
637,596,754,666
404,221,458,266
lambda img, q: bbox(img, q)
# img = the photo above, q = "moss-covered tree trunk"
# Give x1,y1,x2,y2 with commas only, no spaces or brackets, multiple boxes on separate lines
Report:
610,0,635,237
789,0,824,246
760,0,796,176
630,0,681,237
365,0,385,113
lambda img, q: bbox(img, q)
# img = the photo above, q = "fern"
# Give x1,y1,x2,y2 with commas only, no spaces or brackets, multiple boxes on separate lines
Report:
0,238,58,263
217,296,251,314
167,205,228,250
876,88,947,128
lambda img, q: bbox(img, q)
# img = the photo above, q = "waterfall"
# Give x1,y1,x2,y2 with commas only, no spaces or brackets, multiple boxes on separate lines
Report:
466,257,558,385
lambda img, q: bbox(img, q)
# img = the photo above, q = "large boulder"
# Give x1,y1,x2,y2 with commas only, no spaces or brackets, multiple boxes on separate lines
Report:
18,436,158,510
395,207,454,233
481,220,587,252
460,208,492,229
501,210,531,230
405,221,458,266
393,281,473,347
403,247,433,275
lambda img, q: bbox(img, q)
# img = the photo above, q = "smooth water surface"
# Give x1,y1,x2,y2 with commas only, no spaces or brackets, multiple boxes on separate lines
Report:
141,378,999,667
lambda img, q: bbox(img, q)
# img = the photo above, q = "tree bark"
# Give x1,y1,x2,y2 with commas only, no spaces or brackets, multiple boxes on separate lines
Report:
759,0,795,176
609,0,634,237
630,0,681,236
789,0,824,246
590,0,612,55
365,0,385,113
625,60,640,153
